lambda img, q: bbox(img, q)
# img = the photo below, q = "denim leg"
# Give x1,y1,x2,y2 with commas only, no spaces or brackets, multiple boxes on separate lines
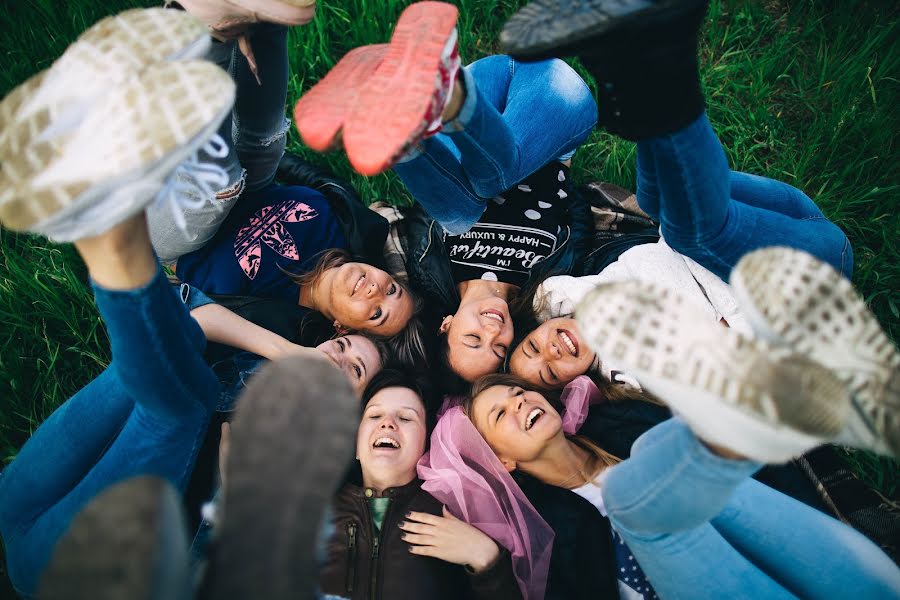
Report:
0,269,219,596
712,479,900,598
728,172,824,219
636,113,853,280
148,39,244,262
147,27,290,261
602,419,794,599
394,55,596,234
231,23,290,192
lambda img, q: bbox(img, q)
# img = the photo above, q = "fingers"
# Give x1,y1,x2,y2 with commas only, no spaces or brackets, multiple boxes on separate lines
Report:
400,532,435,546
398,520,437,535
404,511,442,525
408,544,439,557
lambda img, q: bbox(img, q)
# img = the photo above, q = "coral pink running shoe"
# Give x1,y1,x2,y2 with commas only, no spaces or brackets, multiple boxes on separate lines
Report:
342,1,460,176
293,44,388,153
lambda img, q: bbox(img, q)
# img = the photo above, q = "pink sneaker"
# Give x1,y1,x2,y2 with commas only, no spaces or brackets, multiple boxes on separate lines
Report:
293,45,388,152
342,1,461,176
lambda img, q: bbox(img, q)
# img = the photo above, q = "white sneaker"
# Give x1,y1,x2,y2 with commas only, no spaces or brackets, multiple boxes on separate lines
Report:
0,8,210,161
0,60,235,241
731,247,900,458
575,280,850,463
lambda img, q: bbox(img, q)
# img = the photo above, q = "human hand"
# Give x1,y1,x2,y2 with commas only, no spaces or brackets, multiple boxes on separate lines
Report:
400,506,501,573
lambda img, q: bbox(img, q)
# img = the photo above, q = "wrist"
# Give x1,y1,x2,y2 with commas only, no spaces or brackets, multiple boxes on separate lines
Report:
467,539,500,574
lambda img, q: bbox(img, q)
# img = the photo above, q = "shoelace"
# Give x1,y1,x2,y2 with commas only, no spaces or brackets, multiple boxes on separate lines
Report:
154,133,230,235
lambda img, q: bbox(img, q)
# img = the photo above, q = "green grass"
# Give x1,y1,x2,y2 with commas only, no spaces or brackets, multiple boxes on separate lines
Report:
0,0,898,511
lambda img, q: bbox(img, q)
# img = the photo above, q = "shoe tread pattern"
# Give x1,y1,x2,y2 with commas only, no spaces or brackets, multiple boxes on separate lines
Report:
733,247,900,456
211,355,358,600
343,1,458,175
576,280,848,462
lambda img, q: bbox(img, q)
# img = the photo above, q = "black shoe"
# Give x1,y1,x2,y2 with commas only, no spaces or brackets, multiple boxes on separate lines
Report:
39,476,191,600
501,0,709,141
209,355,358,600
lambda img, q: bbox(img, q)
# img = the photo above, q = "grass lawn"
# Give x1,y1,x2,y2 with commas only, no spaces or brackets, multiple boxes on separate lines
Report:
0,0,898,592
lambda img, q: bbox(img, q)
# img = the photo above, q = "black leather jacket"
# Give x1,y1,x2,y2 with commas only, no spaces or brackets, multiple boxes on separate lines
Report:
319,479,522,600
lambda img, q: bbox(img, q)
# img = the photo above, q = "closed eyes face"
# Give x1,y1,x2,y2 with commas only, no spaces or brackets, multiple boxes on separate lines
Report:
442,298,514,382
509,318,596,391
329,262,414,336
316,335,384,397
356,387,428,490
469,384,562,468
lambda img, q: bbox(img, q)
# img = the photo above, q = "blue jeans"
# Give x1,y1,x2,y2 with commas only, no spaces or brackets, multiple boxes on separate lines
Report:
148,24,291,261
0,269,220,597
636,113,853,280
602,419,900,599
394,55,598,234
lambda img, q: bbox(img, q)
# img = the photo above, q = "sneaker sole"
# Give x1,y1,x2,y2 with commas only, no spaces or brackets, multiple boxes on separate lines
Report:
211,355,357,600
38,476,190,600
731,247,900,457
500,0,705,60
575,280,849,463
0,60,234,240
1,8,210,161
293,45,388,152
343,1,458,176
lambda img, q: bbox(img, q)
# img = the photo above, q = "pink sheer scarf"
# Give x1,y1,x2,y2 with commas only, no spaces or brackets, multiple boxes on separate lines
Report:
417,376,605,599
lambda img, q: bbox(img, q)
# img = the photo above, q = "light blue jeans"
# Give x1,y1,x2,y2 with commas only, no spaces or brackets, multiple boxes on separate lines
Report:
602,418,900,599
148,23,292,262
0,269,219,597
394,55,598,234
636,113,853,280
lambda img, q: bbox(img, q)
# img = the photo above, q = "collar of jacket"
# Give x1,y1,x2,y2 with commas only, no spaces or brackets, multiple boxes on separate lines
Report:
339,478,423,501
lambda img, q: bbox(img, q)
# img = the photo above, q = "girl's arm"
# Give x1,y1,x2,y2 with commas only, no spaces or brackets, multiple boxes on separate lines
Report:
190,302,319,361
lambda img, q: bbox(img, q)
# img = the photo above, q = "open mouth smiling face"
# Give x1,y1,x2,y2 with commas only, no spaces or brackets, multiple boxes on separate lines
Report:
470,384,564,469
357,386,427,491
509,317,597,391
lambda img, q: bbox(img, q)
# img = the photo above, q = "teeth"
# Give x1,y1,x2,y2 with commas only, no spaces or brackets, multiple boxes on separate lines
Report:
526,408,543,430
559,331,576,355
482,311,503,323
374,437,399,448
353,274,365,294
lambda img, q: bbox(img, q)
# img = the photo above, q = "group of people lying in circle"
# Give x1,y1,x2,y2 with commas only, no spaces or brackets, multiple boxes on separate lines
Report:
1,1,898,599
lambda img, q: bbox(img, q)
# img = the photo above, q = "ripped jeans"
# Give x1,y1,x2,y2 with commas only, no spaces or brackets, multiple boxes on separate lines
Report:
148,24,291,262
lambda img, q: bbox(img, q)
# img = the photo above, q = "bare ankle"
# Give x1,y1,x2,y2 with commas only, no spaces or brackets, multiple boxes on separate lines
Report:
441,73,465,122
74,214,158,290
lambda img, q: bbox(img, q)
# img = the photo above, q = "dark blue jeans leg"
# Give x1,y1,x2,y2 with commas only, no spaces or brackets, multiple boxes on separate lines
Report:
231,23,291,192
0,269,219,596
635,113,853,280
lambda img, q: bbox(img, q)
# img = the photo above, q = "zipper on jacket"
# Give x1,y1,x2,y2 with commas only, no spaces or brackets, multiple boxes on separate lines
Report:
369,532,380,599
345,522,357,594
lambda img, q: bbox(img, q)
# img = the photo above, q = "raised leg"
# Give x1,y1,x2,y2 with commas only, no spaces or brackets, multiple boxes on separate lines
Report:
394,55,596,233
0,216,220,596
636,114,853,279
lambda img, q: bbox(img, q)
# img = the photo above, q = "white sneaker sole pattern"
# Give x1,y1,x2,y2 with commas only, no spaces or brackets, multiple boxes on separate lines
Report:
575,280,849,463
731,247,900,457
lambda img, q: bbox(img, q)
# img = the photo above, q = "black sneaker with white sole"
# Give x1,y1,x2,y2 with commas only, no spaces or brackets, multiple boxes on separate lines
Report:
731,247,900,458
209,354,358,600
575,280,851,463
38,476,192,600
